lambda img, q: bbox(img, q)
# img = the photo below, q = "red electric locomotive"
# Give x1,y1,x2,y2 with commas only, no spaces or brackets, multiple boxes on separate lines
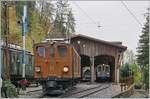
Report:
34,41,81,94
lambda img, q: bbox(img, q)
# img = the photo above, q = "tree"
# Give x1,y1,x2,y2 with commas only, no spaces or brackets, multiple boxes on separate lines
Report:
36,0,44,22
121,50,141,86
35,0,55,39
15,1,35,19
120,63,132,82
66,8,75,35
54,0,68,36
36,0,54,25
8,1,54,50
136,9,149,90
1,2,5,39
130,63,141,85
53,0,75,38
122,49,136,65
1,2,18,97
1,1,10,80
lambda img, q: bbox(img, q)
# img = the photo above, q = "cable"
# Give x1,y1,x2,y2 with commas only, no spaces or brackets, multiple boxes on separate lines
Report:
121,1,142,27
72,1,98,25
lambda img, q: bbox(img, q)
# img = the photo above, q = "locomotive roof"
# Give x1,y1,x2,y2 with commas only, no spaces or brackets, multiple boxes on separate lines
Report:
34,41,72,46
70,34,127,50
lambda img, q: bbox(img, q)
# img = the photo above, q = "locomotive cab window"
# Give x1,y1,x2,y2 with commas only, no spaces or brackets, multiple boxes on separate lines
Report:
106,66,109,71
98,66,101,71
37,47,45,57
58,46,67,57
103,66,105,71
106,66,108,71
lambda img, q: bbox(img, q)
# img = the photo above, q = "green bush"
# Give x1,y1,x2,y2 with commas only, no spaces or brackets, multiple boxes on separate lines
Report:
2,80,18,98
134,82,142,89
120,64,131,78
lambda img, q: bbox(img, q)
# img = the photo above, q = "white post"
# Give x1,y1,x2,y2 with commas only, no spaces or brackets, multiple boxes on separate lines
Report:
22,5,27,78
22,35,25,78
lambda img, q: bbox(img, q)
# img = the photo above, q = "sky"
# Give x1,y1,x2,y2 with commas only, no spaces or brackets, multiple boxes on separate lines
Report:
68,1,149,54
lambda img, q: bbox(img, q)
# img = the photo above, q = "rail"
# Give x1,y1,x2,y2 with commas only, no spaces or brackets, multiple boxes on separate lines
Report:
60,83,111,98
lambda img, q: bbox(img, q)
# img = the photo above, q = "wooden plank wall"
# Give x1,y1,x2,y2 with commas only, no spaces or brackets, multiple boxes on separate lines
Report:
71,38,118,57
71,37,124,82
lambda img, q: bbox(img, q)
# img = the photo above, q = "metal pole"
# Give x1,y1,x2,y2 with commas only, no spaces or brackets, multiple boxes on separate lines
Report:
22,5,27,78
22,33,26,78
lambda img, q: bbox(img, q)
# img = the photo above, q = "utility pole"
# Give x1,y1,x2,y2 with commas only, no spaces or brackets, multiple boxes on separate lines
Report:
0,2,10,97
22,5,28,78
3,1,10,80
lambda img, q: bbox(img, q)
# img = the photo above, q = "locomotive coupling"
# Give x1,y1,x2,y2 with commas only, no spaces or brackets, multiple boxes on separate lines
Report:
46,81,57,88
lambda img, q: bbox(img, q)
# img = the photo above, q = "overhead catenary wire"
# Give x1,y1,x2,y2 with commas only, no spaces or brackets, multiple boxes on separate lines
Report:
121,1,143,27
72,1,98,25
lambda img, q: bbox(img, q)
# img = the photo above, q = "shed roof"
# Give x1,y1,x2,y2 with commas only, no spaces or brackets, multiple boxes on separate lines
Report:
71,34,127,50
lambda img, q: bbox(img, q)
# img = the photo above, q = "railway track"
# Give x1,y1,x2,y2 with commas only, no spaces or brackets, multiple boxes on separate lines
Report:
26,89,43,98
27,89,42,93
60,83,111,98
27,83,111,98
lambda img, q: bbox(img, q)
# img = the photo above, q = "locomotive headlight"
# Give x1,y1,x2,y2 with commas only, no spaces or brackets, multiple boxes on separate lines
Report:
35,66,41,72
107,72,110,75
63,66,69,72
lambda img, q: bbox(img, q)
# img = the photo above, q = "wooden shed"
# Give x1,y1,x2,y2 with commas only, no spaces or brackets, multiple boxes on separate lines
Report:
70,34,127,83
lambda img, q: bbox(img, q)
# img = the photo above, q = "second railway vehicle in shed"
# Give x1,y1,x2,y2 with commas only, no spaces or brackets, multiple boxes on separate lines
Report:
34,41,81,94
96,64,110,81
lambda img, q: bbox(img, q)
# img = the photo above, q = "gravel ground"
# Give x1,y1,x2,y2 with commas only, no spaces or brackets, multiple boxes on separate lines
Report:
86,83,121,98
74,82,102,91
19,85,42,98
